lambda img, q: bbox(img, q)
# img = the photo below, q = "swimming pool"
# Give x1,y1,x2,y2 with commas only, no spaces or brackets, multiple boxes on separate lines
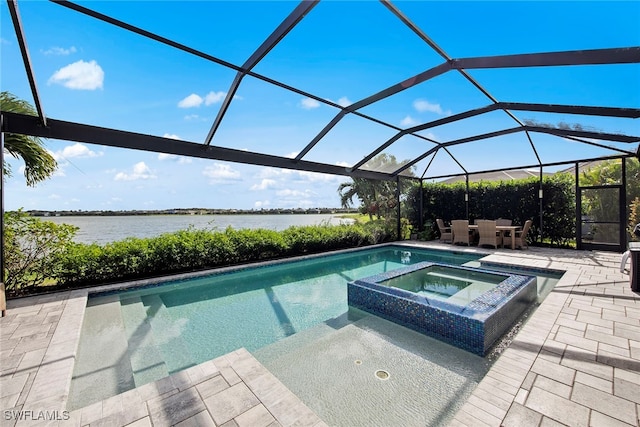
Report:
68,244,562,425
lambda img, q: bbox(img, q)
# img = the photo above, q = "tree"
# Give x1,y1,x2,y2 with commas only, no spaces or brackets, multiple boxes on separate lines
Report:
338,179,379,220
1,91,57,186
578,158,639,200
337,154,413,220
579,158,640,241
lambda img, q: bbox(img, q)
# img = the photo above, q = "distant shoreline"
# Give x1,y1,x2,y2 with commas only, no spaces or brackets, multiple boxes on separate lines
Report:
24,208,359,217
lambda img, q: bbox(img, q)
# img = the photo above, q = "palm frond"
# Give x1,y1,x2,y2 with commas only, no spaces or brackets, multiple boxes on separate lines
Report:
1,91,58,186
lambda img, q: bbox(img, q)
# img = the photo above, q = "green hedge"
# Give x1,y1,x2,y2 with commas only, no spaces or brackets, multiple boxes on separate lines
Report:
406,174,575,246
52,221,395,287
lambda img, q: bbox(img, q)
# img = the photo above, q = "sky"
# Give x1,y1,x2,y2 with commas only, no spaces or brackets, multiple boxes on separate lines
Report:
1,1,638,211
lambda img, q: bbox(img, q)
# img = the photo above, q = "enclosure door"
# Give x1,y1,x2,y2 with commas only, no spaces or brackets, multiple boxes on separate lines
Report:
578,185,625,252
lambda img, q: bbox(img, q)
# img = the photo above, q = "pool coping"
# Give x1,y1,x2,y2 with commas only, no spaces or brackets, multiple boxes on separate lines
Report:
1,242,639,426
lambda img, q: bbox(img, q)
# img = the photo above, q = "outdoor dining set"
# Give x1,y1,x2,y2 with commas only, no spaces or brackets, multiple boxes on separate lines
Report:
436,218,533,250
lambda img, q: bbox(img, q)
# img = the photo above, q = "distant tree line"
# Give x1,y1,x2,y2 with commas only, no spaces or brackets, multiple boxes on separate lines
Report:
25,207,359,217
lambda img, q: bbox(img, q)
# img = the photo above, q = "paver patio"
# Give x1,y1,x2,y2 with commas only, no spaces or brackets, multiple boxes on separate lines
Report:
1,243,638,426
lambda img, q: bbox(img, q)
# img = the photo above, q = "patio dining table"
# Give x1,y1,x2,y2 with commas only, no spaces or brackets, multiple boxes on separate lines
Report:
469,224,521,249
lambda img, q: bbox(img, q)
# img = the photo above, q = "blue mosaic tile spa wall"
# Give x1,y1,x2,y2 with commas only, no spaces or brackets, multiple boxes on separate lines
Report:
347,262,537,356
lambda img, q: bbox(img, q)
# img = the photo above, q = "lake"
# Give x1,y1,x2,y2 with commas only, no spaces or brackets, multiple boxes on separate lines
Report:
45,214,355,245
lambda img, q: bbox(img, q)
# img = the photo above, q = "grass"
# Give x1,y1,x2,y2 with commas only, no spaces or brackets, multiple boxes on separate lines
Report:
336,213,374,224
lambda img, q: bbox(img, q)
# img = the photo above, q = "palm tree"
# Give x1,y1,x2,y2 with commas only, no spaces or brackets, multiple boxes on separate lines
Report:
338,178,380,220
1,91,57,186
337,154,412,220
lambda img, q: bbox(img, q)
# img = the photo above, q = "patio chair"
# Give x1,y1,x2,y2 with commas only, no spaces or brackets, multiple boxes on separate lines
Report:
477,220,501,249
436,218,453,243
451,220,471,246
505,219,533,249
496,218,512,226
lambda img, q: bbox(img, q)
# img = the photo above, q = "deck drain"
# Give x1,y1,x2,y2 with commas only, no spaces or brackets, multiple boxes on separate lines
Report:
354,359,362,365
375,370,390,380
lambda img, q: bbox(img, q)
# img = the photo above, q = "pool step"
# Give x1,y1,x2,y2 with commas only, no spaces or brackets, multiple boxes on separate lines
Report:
68,295,135,411
255,309,368,366
139,294,197,375
120,295,170,387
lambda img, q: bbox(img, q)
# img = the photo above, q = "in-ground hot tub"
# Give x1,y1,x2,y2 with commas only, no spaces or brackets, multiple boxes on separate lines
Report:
347,261,537,356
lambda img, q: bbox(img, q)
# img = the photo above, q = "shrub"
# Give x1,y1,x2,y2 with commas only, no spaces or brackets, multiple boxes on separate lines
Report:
223,227,288,263
52,222,394,288
3,210,77,295
629,197,640,241
406,174,575,247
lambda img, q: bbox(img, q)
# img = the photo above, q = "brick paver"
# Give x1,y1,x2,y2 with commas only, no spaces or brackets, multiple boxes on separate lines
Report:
442,244,640,427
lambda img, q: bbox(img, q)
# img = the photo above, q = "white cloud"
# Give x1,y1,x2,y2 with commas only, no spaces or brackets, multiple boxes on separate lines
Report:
294,199,315,208
413,99,450,115
184,114,201,121
48,193,61,199
48,60,104,90
421,131,438,141
179,91,228,108
53,143,102,160
336,161,351,167
158,136,191,164
158,152,192,164
42,46,77,56
254,200,271,208
254,166,342,185
337,96,352,107
255,167,281,179
295,170,343,183
103,197,123,206
300,97,321,110
178,93,203,108
276,189,312,198
401,116,418,127
250,179,277,191
284,151,299,159
204,91,226,105
114,162,156,181
202,163,242,183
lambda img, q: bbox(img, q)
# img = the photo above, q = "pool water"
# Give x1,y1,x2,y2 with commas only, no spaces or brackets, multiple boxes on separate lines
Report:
69,246,481,409
68,245,562,425
380,265,505,304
